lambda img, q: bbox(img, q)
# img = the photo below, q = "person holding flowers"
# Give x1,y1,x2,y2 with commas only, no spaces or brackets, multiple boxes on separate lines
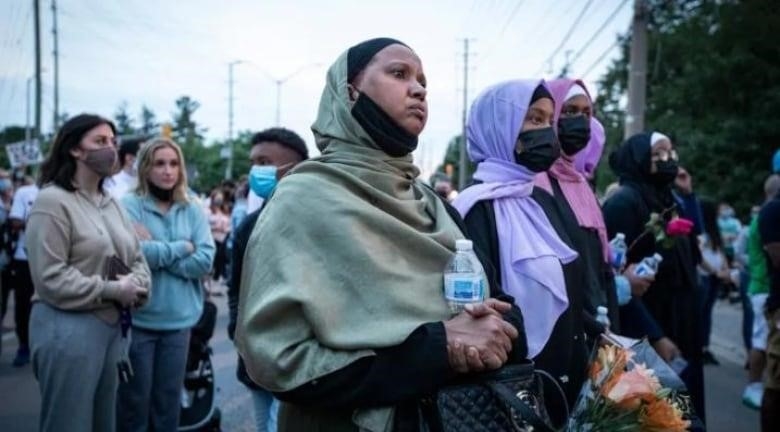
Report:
602,132,705,422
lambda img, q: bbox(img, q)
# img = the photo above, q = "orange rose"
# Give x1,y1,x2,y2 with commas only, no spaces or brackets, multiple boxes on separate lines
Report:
598,348,634,396
641,399,691,432
604,364,662,407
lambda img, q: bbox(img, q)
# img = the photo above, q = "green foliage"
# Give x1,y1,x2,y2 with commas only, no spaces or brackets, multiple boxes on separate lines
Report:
114,101,135,136
172,96,207,148
443,134,476,189
139,105,158,136
595,0,780,214
183,131,255,193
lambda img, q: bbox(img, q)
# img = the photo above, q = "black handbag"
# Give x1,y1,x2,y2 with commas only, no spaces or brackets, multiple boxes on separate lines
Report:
419,362,566,432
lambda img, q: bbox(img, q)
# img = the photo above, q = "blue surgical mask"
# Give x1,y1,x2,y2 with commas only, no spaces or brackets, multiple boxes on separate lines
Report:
248,165,278,199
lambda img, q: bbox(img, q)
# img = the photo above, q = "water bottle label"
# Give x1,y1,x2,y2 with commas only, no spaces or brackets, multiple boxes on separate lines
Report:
635,264,652,277
444,275,482,301
611,251,625,269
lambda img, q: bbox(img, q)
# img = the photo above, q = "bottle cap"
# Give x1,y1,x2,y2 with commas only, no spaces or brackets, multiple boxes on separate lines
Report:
597,306,608,315
455,239,473,252
616,233,625,240
653,253,663,261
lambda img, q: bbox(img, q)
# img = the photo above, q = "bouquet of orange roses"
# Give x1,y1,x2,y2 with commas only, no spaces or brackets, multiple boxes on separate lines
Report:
568,335,694,431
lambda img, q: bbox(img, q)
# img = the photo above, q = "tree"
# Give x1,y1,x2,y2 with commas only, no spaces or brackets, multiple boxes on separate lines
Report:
139,105,158,136
593,0,780,214
186,130,255,193
441,134,476,190
114,101,136,136
171,95,206,148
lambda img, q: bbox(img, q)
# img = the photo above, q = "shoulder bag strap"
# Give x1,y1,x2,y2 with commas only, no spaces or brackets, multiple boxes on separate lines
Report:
487,381,556,432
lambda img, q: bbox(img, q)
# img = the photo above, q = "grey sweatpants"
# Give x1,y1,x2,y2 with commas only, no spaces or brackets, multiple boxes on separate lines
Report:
30,301,122,432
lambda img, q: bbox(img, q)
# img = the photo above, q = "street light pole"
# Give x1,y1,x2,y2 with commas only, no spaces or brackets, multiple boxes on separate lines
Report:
271,62,321,126
226,60,243,180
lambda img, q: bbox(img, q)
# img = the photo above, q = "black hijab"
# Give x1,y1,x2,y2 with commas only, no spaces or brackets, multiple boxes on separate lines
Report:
347,38,418,157
609,132,676,214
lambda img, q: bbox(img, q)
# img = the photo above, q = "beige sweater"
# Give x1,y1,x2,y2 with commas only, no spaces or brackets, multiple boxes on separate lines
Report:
26,185,151,323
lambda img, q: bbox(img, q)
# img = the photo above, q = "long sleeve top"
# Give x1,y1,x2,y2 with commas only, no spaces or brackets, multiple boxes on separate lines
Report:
26,185,151,323
122,194,216,330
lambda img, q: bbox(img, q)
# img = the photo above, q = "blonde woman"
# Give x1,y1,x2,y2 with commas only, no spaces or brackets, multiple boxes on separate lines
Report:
118,138,215,432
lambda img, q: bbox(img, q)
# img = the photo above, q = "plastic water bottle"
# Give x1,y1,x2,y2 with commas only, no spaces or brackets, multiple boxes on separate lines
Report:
596,306,611,329
444,239,487,314
609,233,627,270
669,356,689,375
635,253,664,277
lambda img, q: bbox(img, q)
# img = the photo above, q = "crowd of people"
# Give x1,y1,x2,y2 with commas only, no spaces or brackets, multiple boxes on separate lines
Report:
0,36,777,432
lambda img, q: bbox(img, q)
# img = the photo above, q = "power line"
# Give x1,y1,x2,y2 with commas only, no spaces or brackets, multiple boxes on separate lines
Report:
527,0,565,38
457,0,480,36
495,0,527,40
534,0,594,76
568,0,630,68
0,0,23,54
478,0,528,65
0,4,33,110
581,38,621,78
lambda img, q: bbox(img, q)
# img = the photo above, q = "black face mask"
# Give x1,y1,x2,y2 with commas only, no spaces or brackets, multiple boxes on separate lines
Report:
514,127,560,173
651,160,679,186
148,182,174,202
351,93,418,157
558,115,591,156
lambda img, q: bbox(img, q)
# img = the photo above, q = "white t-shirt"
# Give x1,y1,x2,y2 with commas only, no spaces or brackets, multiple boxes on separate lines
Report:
105,170,137,200
698,239,726,277
9,184,39,261
247,190,265,213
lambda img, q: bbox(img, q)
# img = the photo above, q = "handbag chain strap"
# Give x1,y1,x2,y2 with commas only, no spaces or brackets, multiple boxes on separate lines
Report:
533,369,570,425
487,381,555,432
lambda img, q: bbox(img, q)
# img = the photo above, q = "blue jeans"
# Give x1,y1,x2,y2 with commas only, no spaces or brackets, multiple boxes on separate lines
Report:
251,389,279,432
117,327,190,432
699,274,720,347
740,270,753,352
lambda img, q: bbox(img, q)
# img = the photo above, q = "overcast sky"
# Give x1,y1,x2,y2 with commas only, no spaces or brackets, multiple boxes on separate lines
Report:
0,0,632,177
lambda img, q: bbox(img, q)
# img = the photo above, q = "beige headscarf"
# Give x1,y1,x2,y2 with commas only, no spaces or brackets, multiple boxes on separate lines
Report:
235,46,464,431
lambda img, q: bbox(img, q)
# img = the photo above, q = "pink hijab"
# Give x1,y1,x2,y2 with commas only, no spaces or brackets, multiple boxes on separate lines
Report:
535,78,609,262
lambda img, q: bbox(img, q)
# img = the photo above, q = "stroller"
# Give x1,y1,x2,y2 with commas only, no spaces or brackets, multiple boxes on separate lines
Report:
179,300,221,431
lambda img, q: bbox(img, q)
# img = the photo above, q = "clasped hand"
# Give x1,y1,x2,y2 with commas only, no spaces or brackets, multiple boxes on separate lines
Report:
443,299,519,373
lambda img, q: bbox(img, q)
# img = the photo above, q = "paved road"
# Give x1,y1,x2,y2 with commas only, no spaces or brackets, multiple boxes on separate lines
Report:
0,293,762,431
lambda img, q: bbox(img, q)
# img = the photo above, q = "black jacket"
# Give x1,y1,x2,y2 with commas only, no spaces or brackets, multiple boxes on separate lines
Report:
461,186,592,410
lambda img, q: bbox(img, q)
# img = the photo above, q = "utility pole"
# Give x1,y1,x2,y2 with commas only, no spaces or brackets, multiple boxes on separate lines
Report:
458,39,473,191
625,0,648,139
26,77,32,143
34,0,42,139
225,60,242,180
51,0,60,131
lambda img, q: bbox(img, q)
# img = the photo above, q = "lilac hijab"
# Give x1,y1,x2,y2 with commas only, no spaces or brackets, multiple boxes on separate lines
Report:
452,80,578,358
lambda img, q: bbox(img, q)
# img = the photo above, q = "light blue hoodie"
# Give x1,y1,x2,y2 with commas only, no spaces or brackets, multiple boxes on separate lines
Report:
121,193,216,330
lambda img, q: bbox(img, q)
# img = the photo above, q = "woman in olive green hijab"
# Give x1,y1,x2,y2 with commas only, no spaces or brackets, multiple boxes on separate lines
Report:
236,38,525,432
